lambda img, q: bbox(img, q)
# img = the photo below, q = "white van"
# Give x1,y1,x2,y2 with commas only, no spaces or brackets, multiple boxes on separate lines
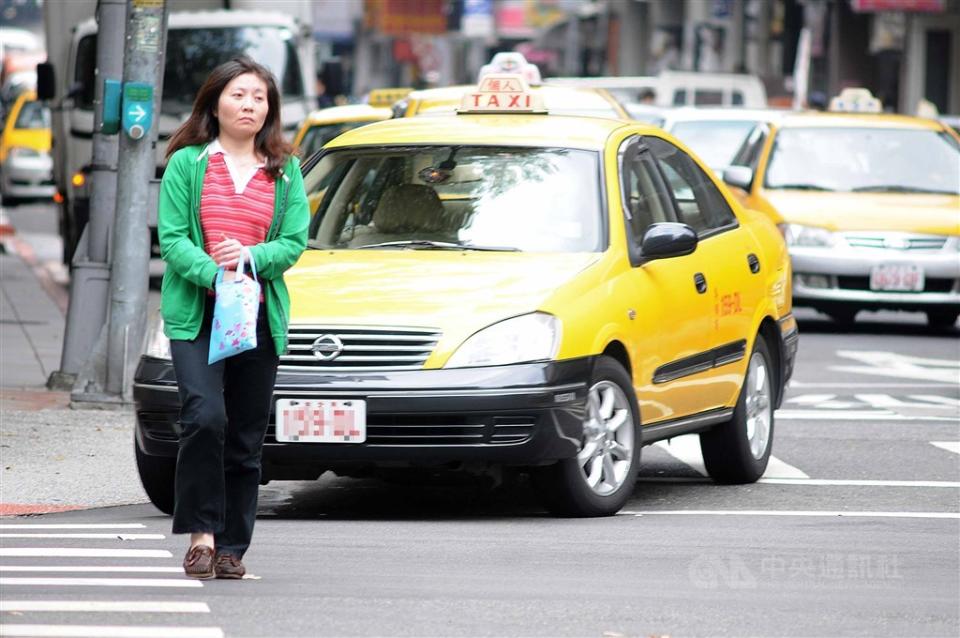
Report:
548,71,767,109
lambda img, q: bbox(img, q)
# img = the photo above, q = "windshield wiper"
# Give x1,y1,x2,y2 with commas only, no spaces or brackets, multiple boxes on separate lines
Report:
769,183,834,191
354,240,519,251
851,184,956,194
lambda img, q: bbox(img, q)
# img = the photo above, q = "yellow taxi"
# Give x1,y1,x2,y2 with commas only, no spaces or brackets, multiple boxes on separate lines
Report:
0,89,54,202
292,88,412,161
722,89,960,327
134,75,797,517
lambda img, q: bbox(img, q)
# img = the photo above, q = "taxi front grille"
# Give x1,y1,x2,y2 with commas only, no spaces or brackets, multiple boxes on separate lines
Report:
265,415,536,446
844,234,948,251
836,276,957,293
280,325,441,372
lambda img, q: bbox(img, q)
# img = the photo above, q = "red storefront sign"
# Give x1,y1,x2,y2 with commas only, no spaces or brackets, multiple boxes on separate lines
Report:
851,0,945,12
364,0,447,35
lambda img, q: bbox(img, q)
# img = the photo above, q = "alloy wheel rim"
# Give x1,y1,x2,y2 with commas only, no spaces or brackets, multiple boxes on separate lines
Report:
744,350,772,459
577,381,635,496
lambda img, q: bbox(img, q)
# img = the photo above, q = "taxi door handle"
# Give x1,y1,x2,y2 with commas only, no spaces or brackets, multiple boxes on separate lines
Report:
694,272,707,294
747,253,761,274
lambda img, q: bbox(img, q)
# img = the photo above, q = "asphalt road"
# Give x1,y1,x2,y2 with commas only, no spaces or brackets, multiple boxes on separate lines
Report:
1,202,958,638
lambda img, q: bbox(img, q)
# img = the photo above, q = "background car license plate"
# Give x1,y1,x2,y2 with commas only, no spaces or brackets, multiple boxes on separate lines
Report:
275,399,366,443
870,264,924,292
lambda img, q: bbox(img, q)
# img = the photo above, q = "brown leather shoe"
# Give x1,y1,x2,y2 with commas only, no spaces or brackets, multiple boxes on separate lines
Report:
214,552,246,579
183,545,215,579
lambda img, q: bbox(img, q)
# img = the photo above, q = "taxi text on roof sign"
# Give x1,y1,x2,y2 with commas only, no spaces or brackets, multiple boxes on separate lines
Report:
828,87,882,113
458,74,547,114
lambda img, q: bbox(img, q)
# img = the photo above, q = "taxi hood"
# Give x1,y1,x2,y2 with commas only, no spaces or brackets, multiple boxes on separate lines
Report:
286,250,601,346
766,191,960,235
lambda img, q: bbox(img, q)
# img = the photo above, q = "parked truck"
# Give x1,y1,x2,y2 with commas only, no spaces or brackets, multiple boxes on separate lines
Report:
40,0,315,263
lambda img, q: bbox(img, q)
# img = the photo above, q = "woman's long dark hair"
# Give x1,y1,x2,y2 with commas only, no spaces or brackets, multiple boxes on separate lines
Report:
166,56,292,179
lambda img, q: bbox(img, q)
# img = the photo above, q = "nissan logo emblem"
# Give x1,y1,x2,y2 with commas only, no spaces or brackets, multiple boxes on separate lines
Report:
311,334,344,361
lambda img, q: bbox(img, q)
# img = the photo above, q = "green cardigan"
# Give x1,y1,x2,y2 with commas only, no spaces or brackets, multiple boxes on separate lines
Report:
157,144,309,355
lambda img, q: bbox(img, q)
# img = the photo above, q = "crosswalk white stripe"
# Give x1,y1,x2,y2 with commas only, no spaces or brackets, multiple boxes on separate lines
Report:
786,393,837,404
930,441,960,455
0,525,145,531
623,510,960,519
776,410,958,421
758,478,960,488
0,549,171,558
0,578,202,588
0,601,209,613
760,456,810,479
0,534,165,540
0,625,223,638
0,567,183,574
910,395,960,407
654,434,809,479
792,382,955,388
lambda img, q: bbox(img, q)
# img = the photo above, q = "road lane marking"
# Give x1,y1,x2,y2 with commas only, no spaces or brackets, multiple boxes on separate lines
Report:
854,394,955,409
623,510,960,519
0,577,202,588
0,549,171,558
0,534,164,540
792,382,955,388
757,478,960,488
776,410,958,421
0,601,209,613
930,441,960,455
654,435,809,479
0,567,183,574
0,625,223,638
0,524,146,530
831,350,960,384
911,395,960,407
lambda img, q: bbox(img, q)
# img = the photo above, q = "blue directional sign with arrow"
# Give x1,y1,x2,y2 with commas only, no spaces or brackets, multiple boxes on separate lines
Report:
122,82,154,140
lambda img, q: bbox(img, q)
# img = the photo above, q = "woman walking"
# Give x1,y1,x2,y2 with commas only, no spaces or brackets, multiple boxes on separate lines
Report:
157,56,308,579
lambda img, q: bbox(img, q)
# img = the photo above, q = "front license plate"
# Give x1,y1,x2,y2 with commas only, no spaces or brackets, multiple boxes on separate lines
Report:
275,399,366,443
870,264,924,292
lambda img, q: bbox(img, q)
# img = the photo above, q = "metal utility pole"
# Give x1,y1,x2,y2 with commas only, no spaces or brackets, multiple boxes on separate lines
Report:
105,0,168,400
50,0,126,392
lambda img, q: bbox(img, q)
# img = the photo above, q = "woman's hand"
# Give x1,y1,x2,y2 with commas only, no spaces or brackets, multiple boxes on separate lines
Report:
211,234,244,268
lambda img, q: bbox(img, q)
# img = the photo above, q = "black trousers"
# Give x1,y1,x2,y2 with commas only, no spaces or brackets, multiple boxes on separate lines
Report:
170,297,278,558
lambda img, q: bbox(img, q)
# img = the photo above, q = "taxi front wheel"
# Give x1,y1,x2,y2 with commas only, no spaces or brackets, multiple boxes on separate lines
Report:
534,356,641,517
700,338,775,484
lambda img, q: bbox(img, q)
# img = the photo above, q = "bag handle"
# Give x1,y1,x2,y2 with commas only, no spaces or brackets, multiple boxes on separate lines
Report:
217,248,259,285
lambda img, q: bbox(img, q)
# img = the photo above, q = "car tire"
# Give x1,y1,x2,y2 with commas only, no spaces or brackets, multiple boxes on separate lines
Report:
926,310,959,330
134,437,176,515
534,356,641,517
700,337,775,484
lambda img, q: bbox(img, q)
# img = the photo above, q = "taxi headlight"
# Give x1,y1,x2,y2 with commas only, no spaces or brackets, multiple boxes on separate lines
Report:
445,313,561,369
784,224,836,247
144,314,171,360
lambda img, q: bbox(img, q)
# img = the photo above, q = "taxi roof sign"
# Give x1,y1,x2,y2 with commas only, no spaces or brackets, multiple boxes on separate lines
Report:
829,87,882,113
458,74,546,114
368,87,412,108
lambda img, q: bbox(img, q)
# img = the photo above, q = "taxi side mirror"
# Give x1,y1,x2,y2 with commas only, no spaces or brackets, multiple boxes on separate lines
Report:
723,165,753,191
641,222,697,261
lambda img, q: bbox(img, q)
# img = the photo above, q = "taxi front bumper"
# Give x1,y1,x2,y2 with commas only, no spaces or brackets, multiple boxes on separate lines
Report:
790,243,960,311
133,357,592,479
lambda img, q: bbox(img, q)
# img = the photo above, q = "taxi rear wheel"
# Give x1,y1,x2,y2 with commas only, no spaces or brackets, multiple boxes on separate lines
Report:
534,356,641,517
134,437,176,516
700,337,774,484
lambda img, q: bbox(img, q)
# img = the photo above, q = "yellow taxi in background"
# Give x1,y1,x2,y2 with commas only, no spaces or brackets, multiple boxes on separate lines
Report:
0,89,54,202
292,89,411,161
723,89,960,327
134,75,797,517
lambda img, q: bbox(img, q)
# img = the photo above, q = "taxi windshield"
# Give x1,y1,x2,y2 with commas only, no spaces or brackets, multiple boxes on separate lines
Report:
669,120,759,169
305,146,603,252
299,122,372,160
763,127,960,194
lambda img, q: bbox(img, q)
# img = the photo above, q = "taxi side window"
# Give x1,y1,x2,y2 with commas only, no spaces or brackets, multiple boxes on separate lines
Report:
620,140,675,243
646,137,737,235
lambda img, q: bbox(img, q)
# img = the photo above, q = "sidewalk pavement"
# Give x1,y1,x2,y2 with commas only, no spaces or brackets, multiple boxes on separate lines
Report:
0,217,150,516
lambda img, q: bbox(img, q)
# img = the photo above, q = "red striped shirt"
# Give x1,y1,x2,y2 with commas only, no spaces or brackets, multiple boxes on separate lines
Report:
200,153,274,258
